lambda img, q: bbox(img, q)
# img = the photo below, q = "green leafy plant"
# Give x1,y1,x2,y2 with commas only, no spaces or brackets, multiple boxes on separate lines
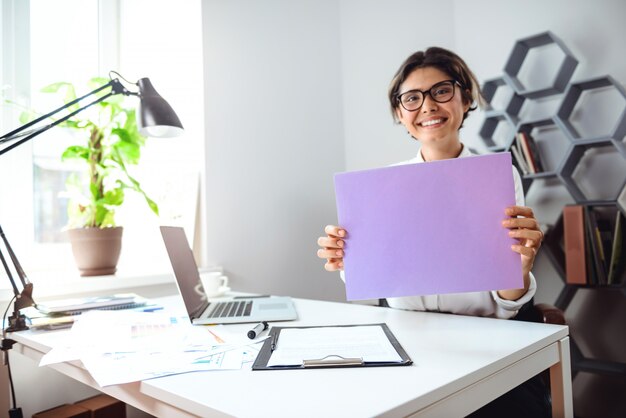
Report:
26,77,158,228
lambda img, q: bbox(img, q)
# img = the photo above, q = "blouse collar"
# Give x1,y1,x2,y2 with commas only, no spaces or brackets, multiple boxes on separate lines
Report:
416,143,472,163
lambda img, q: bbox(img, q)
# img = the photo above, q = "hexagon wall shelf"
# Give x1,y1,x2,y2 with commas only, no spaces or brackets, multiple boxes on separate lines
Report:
481,31,626,389
559,140,626,203
503,31,578,99
482,31,626,388
478,111,516,151
482,76,524,123
555,75,626,151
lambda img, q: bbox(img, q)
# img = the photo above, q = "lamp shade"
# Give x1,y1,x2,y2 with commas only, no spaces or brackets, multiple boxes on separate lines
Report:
136,78,184,137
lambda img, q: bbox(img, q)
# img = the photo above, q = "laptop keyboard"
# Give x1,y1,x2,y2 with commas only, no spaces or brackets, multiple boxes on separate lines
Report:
207,300,253,318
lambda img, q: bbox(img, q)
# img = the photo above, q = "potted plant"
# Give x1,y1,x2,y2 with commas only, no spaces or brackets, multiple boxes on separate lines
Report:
30,77,159,276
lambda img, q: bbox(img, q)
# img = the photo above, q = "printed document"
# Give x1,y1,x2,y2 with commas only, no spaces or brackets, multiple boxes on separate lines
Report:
267,325,402,367
39,310,266,386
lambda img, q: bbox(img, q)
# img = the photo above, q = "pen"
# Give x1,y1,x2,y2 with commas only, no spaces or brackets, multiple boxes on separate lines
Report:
208,328,225,344
270,332,279,351
247,321,269,339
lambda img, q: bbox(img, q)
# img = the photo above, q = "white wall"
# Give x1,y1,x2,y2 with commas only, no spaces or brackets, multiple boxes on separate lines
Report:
339,0,455,171
201,0,347,301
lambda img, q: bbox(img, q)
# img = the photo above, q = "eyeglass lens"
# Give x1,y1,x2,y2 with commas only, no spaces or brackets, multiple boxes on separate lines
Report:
399,80,456,111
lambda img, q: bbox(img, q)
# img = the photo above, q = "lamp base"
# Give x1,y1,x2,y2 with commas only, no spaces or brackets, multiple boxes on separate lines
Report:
8,408,24,418
5,313,29,333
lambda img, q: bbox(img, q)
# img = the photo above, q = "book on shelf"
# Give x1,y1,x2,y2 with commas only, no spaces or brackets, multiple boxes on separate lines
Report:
563,205,587,285
523,131,544,173
607,211,624,285
510,142,530,175
594,207,615,280
516,131,545,174
516,132,535,174
597,215,614,266
585,207,608,285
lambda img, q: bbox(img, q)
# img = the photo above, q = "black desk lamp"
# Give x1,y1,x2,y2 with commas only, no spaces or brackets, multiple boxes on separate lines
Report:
0,71,184,331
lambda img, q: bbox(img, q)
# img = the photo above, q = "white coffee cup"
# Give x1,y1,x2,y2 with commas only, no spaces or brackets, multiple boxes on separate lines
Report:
200,271,230,298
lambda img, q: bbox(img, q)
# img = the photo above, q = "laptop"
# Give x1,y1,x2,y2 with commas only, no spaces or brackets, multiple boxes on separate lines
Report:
160,226,298,325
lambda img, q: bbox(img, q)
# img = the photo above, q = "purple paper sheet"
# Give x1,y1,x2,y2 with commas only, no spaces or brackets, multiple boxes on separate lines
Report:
334,152,522,301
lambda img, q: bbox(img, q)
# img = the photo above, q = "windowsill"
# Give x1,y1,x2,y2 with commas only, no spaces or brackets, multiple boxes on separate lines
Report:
1,265,223,302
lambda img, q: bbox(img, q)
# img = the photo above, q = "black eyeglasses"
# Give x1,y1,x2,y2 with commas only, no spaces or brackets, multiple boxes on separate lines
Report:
396,80,461,112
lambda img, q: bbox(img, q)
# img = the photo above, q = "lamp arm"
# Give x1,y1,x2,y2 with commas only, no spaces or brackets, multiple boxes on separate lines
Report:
0,244,20,297
0,226,29,289
0,78,132,156
0,225,35,317
1,81,113,143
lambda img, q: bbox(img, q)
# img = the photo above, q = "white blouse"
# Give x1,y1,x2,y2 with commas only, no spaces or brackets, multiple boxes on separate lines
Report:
342,145,536,320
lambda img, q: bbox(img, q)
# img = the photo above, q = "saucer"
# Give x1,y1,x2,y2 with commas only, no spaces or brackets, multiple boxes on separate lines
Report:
206,286,231,298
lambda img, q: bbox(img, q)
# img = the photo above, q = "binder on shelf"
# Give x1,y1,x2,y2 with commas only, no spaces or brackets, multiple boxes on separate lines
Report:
563,205,587,285
252,323,412,370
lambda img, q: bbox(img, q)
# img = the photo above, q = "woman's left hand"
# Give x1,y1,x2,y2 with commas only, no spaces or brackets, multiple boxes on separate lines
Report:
502,205,543,279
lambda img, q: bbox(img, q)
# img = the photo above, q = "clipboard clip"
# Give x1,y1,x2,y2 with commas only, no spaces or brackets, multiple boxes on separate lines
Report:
302,355,363,368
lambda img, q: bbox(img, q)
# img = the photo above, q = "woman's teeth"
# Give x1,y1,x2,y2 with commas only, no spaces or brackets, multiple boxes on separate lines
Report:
421,118,444,127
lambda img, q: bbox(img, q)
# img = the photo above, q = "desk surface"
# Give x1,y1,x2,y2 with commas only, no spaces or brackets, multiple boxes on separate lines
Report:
12,296,571,418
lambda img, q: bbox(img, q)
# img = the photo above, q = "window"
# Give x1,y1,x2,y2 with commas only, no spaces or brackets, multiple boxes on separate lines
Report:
1,0,204,278
30,0,100,243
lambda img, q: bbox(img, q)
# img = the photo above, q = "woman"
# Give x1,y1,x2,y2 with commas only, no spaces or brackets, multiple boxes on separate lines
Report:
317,47,549,417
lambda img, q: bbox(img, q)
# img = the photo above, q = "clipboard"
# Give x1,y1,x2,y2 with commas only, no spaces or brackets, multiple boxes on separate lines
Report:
252,323,412,370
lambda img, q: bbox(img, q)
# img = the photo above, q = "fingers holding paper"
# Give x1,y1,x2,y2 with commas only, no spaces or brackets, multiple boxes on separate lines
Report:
503,205,543,277
317,225,346,271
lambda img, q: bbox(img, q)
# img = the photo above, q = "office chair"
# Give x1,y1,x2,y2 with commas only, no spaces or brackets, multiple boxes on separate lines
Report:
513,298,566,325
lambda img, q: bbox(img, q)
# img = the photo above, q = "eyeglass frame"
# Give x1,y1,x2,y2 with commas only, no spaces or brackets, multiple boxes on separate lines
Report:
395,79,463,112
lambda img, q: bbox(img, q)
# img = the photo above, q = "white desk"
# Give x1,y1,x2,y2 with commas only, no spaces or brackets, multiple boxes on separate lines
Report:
11,296,572,418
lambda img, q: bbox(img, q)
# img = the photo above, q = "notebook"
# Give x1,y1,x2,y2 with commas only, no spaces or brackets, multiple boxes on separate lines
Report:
160,226,298,325
37,293,148,316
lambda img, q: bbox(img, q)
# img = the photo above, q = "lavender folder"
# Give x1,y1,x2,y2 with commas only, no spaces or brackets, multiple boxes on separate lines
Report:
334,152,522,301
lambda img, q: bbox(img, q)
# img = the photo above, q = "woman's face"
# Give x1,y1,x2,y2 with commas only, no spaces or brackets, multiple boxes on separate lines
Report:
395,66,470,150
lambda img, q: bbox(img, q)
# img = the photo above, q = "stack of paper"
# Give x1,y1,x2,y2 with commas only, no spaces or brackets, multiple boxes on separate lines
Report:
39,310,266,386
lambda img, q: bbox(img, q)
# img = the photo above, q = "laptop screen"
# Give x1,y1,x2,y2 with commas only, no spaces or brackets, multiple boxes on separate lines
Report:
160,226,208,318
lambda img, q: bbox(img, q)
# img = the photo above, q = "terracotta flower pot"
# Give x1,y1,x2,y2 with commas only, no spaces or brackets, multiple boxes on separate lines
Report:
67,227,123,276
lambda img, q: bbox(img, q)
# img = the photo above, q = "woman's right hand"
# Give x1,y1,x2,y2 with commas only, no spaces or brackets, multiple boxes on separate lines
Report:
316,225,347,271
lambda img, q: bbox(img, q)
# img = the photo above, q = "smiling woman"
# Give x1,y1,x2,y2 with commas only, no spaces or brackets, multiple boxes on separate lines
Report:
316,46,548,418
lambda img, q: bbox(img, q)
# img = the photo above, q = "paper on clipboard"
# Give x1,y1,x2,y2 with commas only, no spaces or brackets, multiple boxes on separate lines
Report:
266,325,402,367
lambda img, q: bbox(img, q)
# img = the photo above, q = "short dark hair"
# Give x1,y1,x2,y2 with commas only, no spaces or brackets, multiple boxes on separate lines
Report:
388,47,484,128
